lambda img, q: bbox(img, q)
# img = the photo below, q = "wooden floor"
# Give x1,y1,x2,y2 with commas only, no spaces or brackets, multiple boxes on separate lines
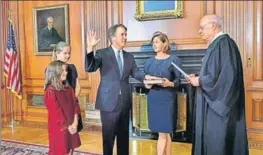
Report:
1,125,263,155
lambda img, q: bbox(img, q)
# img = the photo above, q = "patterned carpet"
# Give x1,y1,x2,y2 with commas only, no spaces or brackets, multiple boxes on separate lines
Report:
0,139,100,155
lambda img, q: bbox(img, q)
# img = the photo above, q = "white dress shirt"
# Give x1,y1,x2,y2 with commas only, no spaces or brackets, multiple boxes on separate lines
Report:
111,46,124,95
112,45,124,70
209,31,225,45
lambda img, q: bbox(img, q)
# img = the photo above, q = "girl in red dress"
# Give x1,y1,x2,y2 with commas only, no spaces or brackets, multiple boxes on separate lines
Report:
44,60,81,155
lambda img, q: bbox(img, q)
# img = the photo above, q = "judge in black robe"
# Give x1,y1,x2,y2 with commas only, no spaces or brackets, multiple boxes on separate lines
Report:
188,15,249,155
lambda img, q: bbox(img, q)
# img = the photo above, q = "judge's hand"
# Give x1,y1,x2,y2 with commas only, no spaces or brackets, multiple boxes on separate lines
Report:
186,74,195,83
87,29,101,53
188,76,200,87
159,78,173,87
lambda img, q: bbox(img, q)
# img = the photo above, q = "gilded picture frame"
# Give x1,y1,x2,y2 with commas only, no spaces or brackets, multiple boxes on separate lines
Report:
135,0,183,21
33,4,69,56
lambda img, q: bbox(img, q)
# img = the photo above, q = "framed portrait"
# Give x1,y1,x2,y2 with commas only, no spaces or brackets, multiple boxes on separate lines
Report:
135,0,183,21
33,4,69,55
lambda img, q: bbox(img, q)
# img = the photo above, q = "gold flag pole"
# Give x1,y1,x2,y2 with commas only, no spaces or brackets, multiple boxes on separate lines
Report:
7,9,15,130
8,10,12,23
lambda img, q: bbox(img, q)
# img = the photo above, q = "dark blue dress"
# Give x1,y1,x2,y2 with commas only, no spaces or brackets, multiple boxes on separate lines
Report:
67,64,78,91
144,55,181,133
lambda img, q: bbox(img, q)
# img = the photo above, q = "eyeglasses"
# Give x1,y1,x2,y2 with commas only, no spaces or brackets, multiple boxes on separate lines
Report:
199,22,214,31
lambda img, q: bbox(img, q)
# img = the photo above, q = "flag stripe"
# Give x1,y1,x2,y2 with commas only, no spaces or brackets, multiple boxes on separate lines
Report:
4,18,22,98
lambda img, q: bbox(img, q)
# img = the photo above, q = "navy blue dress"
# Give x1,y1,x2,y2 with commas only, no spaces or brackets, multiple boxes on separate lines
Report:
144,55,181,133
67,64,78,91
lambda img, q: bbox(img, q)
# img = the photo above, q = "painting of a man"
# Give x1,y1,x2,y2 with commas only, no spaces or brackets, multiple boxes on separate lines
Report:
38,16,63,51
33,4,68,55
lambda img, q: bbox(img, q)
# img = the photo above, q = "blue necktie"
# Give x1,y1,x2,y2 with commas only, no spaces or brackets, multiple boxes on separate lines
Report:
116,51,123,76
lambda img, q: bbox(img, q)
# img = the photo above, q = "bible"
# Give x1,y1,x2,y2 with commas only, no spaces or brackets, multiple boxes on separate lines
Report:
143,78,164,84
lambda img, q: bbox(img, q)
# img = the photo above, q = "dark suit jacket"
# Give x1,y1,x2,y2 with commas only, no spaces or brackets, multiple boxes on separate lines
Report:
85,46,145,112
38,27,63,50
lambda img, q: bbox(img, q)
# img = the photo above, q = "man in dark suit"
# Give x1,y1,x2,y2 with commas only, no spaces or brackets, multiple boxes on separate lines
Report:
85,24,152,155
38,16,63,51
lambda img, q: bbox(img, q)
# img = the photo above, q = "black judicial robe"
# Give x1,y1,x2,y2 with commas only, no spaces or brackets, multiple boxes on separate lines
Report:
192,34,249,155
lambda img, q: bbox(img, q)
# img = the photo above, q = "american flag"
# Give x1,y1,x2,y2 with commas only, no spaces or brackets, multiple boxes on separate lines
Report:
4,19,22,99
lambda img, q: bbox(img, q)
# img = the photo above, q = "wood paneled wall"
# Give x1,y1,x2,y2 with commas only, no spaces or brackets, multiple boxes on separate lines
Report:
121,1,207,49
1,1,24,123
214,1,263,147
1,0,263,148
1,1,91,123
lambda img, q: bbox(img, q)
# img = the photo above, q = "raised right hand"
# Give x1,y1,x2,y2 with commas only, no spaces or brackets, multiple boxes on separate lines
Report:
87,29,101,53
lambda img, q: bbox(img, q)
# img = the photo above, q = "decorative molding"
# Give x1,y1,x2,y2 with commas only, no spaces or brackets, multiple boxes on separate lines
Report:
247,128,263,149
252,99,263,122
247,87,263,92
249,141,263,150
126,38,205,48
253,1,263,81
85,1,108,103
1,111,24,119
25,112,47,118
248,128,263,134
118,1,123,24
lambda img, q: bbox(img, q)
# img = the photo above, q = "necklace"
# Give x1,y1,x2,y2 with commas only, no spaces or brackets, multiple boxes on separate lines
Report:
153,58,166,77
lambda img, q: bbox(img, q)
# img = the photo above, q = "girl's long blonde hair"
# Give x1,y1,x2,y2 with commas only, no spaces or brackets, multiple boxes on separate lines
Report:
44,60,68,91
52,41,70,61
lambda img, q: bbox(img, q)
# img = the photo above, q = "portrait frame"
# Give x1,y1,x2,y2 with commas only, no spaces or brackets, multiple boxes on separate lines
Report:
33,4,69,56
134,0,183,21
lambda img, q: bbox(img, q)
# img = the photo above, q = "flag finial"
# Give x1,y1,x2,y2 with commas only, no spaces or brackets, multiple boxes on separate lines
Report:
8,9,12,23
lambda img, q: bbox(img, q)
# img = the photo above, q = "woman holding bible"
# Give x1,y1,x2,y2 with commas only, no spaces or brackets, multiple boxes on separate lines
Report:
144,31,181,155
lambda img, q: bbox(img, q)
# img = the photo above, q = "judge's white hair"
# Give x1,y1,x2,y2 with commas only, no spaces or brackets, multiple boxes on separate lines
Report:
208,15,222,29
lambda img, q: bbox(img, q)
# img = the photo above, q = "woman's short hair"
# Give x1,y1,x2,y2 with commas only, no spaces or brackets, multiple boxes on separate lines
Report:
44,60,68,91
151,31,171,54
52,41,70,61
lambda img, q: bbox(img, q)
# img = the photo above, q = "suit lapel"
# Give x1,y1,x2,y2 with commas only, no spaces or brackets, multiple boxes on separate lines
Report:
108,47,121,78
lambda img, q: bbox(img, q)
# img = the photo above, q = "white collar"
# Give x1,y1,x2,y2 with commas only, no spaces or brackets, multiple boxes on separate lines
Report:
209,31,224,45
111,45,122,53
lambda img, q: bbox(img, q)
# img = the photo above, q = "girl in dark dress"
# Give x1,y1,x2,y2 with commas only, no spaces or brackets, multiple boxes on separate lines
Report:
144,31,181,155
44,60,81,155
53,41,81,96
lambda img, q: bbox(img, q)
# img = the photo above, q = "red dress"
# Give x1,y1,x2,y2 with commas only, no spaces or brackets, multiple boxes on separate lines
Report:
44,85,81,155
